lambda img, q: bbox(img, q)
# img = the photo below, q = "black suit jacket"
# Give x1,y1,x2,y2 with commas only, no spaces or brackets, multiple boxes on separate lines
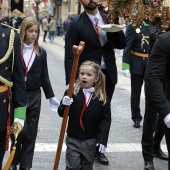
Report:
123,23,150,75
65,11,126,85
26,48,54,99
145,31,170,119
0,25,27,131
58,89,111,146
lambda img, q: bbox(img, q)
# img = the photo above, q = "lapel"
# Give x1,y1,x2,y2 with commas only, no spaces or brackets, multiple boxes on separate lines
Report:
29,48,41,72
76,89,100,112
76,90,85,108
76,89,100,114
85,92,100,113
82,12,100,44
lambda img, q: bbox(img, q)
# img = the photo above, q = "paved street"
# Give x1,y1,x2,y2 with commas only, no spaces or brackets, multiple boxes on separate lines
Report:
3,34,168,170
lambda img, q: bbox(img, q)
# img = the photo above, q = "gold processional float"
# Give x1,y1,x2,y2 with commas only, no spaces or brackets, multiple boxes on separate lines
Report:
100,0,170,32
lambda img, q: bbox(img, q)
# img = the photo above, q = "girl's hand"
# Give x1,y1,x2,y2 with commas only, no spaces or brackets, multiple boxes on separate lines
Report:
62,96,73,106
49,97,60,112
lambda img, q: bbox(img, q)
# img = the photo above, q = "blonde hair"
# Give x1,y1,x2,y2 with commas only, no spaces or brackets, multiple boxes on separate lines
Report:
20,17,40,55
74,61,107,105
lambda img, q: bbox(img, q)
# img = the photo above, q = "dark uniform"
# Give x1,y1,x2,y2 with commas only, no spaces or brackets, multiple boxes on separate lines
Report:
0,23,27,169
123,22,150,125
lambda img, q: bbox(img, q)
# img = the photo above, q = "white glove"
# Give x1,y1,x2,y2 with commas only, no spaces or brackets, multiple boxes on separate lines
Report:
164,113,170,128
96,143,106,153
49,97,60,112
14,118,24,128
122,69,130,78
62,96,73,106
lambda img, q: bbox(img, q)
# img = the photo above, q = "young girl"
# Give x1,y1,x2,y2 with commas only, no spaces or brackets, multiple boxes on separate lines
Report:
9,17,59,170
58,61,111,170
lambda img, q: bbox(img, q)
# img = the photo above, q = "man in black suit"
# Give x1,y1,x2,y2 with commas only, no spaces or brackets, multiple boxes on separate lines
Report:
142,25,168,170
0,1,27,169
65,0,126,165
145,30,170,170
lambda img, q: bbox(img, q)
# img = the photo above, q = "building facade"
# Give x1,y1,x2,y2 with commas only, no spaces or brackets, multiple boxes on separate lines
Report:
54,0,107,20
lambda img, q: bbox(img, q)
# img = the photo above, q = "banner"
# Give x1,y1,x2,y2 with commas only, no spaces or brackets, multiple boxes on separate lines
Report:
11,0,24,13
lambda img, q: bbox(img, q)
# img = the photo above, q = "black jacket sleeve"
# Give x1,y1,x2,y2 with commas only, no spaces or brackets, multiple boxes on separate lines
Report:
97,97,111,146
145,33,170,119
122,24,135,64
58,90,68,117
41,48,54,99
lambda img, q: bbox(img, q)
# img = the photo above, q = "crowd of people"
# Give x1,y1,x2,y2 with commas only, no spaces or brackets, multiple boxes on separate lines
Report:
0,0,170,170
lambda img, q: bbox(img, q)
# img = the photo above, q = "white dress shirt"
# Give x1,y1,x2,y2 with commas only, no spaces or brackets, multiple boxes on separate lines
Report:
82,87,95,106
23,43,36,71
86,11,107,69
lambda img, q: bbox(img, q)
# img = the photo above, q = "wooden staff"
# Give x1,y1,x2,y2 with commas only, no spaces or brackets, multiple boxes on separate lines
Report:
53,41,85,170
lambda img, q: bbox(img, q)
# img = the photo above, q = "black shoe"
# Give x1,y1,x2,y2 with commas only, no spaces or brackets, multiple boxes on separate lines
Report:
133,121,140,128
20,168,30,170
153,148,169,161
95,152,109,165
144,161,155,170
9,164,17,170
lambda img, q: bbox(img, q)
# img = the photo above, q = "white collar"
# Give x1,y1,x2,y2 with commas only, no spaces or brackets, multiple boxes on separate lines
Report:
83,87,95,94
86,11,101,22
24,42,34,49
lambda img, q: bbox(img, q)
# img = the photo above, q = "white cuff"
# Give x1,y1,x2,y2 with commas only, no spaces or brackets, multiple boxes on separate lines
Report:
14,118,24,127
164,113,170,128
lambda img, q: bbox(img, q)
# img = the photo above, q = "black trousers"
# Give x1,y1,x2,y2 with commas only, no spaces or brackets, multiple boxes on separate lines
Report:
0,130,6,170
153,115,164,150
43,31,48,41
10,89,41,169
131,74,143,122
164,125,170,170
141,95,164,161
102,69,115,101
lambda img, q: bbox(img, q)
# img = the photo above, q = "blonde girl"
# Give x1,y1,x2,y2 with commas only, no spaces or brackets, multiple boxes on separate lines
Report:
58,61,111,170
9,17,59,170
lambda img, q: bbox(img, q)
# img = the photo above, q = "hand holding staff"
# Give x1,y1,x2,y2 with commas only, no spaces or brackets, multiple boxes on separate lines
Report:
53,41,85,170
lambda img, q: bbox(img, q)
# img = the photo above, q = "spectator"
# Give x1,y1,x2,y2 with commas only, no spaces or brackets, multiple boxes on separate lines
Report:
48,16,56,42
41,15,49,42
56,18,63,36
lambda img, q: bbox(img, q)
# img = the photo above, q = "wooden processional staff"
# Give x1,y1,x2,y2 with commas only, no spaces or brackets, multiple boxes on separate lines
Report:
53,41,85,170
